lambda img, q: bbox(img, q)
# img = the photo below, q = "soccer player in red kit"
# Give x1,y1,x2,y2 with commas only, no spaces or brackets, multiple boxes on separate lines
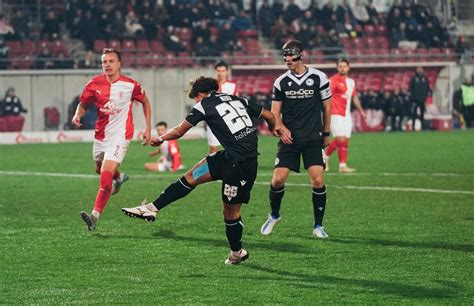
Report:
324,59,366,173
72,48,152,231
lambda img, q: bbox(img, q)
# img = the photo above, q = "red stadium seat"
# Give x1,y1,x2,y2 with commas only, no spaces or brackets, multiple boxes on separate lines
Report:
122,39,136,51
22,40,37,54
178,27,193,42
7,41,22,55
4,115,25,132
136,39,150,51
375,37,390,50
51,40,68,56
44,107,60,130
94,39,106,53
108,39,122,50
364,24,376,37
177,51,193,66
150,40,165,52
376,25,388,36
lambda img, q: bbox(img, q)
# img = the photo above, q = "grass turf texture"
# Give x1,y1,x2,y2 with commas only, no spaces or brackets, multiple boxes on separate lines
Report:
1,131,473,304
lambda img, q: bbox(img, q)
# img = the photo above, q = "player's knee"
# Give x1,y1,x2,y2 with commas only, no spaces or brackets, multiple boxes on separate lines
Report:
310,174,325,188
183,171,197,186
271,174,287,188
223,205,240,220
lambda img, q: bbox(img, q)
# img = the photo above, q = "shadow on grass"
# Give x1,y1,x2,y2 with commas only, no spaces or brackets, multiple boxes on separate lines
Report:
151,229,314,255
323,236,474,253
242,263,463,300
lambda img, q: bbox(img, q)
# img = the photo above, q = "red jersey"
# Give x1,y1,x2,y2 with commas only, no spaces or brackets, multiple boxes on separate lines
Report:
80,74,145,141
160,140,182,172
218,81,238,96
329,74,357,117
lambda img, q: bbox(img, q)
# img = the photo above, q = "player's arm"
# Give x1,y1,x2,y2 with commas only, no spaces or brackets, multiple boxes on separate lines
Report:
151,120,193,147
140,95,152,146
72,102,87,127
322,98,331,147
352,94,366,119
260,108,276,132
272,101,293,144
149,147,160,157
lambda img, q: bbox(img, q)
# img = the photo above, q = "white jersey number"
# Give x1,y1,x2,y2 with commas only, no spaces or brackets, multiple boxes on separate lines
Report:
215,101,253,134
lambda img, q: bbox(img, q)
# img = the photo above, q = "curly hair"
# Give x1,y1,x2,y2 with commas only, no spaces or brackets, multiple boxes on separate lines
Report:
187,76,219,99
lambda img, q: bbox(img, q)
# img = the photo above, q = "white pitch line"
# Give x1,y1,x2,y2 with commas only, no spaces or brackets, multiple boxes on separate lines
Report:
1,170,473,195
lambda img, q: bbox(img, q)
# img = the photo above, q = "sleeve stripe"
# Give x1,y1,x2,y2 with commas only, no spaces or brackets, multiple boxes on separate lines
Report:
321,95,332,101
193,102,205,115
320,82,330,90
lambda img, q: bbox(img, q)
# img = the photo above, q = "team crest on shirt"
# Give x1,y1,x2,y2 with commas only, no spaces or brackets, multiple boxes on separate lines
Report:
305,78,314,86
118,91,124,99
100,99,121,115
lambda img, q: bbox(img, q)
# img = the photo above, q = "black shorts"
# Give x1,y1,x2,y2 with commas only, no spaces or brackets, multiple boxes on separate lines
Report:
206,151,258,204
274,139,324,173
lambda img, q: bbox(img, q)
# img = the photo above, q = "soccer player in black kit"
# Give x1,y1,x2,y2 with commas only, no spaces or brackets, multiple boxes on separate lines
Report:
260,40,333,238
122,77,276,265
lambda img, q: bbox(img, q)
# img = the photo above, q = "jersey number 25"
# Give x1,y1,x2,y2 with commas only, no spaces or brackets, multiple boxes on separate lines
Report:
216,101,253,134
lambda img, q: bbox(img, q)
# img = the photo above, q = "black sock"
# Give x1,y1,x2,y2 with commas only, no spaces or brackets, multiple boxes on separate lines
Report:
152,176,195,210
225,217,243,252
312,185,326,227
269,184,285,218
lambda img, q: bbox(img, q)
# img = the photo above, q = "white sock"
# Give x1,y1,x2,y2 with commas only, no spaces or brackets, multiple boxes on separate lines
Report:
339,163,347,168
91,210,100,220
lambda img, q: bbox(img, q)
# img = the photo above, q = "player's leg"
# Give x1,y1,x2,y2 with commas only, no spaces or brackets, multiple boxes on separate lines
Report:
223,203,249,265
261,142,298,235
122,156,215,221
81,159,120,231
303,141,329,238
307,165,329,238
144,162,159,172
325,115,340,158
338,116,356,173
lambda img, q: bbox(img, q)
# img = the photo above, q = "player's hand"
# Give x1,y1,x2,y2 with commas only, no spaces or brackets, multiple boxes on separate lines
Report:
279,126,293,144
323,136,331,148
149,150,159,157
71,115,82,128
360,110,367,120
150,137,164,147
142,128,151,146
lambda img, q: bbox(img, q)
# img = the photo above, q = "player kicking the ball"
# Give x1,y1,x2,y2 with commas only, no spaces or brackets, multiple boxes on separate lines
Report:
122,77,276,265
73,48,152,231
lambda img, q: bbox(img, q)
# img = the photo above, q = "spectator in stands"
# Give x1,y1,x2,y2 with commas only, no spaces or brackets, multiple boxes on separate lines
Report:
272,0,284,20
365,0,380,24
141,13,158,40
320,2,335,31
402,9,419,41
35,48,55,69
460,77,474,128
77,10,98,50
409,67,430,131
54,52,74,69
336,0,354,24
109,10,126,40
43,10,60,39
193,20,211,45
78,50,98,69
259,0,275,38
0,38,9,69
283,0,301,24
455,35,470,61
125,12,145,38
363,89,383,110
2,87,27,116
219,22,239,51
10,9,28,40
232,11,252,32
0,14,14,40
351,0,369,25
163,26,184,53
385,87,407,131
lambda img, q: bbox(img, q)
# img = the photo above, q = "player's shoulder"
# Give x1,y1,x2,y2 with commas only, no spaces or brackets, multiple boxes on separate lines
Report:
87,74,106,84
307,67,329,81
273,71,290,87
225,80,237,85
118,74,140,85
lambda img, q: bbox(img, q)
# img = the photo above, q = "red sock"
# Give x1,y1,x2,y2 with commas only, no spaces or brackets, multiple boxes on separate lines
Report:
113,170,121,180
325,139,338,156
93,171,114,213
338,139,349,165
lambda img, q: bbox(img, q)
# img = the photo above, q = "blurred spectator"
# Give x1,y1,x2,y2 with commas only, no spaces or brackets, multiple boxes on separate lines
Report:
409,67,430,130
53,53,74,69
320,2,335,31
42,11,60,39
283,0,301,24
125,12,145,38
352,0,369,25
232,11,252,31
2,87,27,116
141,13,158,40
219,22,239,51
272,0,284,20
259,0,274,38
384,87,408,131
10,9,29,40
362,89,383,110
163,26,184,53
35,48,55,69
77,10,98,50
365,0,380,24
0,38,9,69
78,50,98,69
193,20,211,44
455,36,471,61
0,14,14,40
460,77,474,128
336,0,354,24
109,10,126,40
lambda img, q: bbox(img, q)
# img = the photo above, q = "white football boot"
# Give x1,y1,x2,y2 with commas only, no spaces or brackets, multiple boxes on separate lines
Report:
313,226,329,239
224,249,249,265
260,214,282,235
122,201,157,222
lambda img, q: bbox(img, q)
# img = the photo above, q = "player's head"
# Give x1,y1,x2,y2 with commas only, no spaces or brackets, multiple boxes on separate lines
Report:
155,121,167,136
187,76,219,102
282,39,303,69
337,58,350,76
416,66,424,75
101,48,121,78
214,61,229,83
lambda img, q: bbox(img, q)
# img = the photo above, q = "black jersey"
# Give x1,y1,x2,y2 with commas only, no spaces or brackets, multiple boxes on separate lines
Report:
186,91,263,162
272,67,332,142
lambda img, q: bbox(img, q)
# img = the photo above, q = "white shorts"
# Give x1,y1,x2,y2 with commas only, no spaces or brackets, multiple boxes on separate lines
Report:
206,128,221,147
157,160,172,172
331,114,352,138
92,140,130,164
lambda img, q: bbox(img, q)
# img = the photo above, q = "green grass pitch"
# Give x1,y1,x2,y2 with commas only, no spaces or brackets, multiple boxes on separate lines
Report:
1,131,473,304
